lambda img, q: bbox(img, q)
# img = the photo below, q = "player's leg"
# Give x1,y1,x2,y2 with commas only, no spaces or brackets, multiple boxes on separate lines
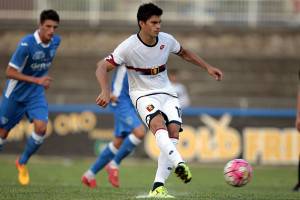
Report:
0,97,31,185
19,96,48,164
110,106,145,167
106,124,145,187
16,96,48,185
0,96,24,151
135,95,183,197
18,119,47,165
161,96,192,184
82,138,121,188
147,100,184,169
152,124,179,191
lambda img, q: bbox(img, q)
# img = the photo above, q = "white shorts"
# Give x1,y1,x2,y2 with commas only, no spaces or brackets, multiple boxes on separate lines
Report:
131,92,182,127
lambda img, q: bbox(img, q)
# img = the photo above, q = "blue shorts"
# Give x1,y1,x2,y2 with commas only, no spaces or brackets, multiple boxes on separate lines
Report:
0,96,48,132
111,104,142,138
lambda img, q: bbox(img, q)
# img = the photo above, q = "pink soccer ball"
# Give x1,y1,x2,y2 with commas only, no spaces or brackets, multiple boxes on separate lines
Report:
223,159,253,187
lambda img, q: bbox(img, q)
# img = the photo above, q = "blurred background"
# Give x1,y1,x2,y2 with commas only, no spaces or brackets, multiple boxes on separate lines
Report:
0,0,299,165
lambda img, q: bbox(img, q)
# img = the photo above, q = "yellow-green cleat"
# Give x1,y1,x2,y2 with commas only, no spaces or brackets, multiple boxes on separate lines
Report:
148,186,175,198
175,162,192,183
15,159,30,186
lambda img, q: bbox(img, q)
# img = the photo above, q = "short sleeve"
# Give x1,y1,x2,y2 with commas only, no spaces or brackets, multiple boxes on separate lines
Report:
105,40,129,66
168,34,181,54
9,38,29,69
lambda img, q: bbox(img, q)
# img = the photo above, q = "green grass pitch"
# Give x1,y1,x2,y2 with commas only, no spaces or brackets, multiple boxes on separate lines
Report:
0,155,299,200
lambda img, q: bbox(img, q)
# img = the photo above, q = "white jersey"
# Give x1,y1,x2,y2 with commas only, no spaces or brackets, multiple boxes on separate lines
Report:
106,32,181,97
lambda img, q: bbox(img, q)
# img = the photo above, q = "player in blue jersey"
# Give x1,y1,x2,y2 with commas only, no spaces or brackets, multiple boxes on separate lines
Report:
81,65,145,188
0,10,60,186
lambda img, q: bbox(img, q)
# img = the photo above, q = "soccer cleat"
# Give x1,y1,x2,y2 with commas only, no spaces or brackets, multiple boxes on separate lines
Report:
175,162,192,183
105,164,119,188
292,183,300,192
148,186,175,198
15,159,30,186
81,175,97,188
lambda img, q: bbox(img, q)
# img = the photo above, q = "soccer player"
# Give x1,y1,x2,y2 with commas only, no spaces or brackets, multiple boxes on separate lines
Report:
293,70,300,192
0,10,60,186
81,65,145,188
95,3,223,198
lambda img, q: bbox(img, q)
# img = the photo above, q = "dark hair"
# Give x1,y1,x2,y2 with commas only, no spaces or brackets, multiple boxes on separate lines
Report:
137,3,163,27
40,9,60,24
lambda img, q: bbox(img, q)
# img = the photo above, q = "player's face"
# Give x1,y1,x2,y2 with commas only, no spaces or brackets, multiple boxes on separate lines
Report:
39,20,59,43
141,15,161,37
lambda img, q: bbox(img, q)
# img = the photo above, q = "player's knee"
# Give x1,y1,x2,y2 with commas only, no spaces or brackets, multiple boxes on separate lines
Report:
148,112,166,133
33,120,47,135
112,137,123,149
34,125,47,136
133,125,146,140
167,123,181,139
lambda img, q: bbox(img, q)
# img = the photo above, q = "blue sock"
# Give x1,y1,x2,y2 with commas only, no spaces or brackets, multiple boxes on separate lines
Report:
90,142,117,174
19,132,44,164
113,134,141,165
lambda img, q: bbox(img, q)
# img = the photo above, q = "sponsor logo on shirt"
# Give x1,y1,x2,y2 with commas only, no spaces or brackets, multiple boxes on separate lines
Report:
21,42,28,46
30,62,51,71
33,51,45,60
160,44,165,50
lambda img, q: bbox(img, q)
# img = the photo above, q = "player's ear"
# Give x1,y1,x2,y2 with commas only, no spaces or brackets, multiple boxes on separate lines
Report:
139,20,145,28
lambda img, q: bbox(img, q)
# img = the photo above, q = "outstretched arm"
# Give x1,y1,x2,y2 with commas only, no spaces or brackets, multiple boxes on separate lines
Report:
95,59,115,107
177,47,223,81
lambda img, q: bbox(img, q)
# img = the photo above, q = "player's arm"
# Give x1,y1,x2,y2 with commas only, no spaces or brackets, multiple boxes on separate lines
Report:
6,66,52,89
95,59,115,107
177,47,223,81
110,65,127,104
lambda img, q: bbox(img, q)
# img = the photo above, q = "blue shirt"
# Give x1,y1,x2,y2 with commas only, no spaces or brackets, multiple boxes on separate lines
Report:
110,65,133,110
3,30,60,101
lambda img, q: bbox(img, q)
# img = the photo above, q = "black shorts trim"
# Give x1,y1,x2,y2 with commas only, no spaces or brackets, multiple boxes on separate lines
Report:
135,92,178,109
167,120,183,132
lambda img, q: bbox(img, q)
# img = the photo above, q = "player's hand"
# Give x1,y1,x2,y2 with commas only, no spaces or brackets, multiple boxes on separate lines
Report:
207,66,223,81
296,116,300,132
96,91,110,107
110,95,119,106
36,76,52,89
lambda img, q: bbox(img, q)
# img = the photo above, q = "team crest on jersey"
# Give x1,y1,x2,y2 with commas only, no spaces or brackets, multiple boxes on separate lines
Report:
160,44,165,50
33,51,45,60
146,104,155,112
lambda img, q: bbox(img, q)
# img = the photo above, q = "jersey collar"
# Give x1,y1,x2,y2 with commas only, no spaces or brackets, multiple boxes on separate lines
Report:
137,32,158,47
34,30,51,48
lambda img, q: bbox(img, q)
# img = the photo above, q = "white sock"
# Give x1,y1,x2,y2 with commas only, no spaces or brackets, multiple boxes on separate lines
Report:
154,138,179,183
109,160,119,169
31,131,45,144
128,134,142,145
85,169,95,179
155,129,183,167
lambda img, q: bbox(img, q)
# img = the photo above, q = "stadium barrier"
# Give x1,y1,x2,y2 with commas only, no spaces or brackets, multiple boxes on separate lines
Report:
3,104,299,165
